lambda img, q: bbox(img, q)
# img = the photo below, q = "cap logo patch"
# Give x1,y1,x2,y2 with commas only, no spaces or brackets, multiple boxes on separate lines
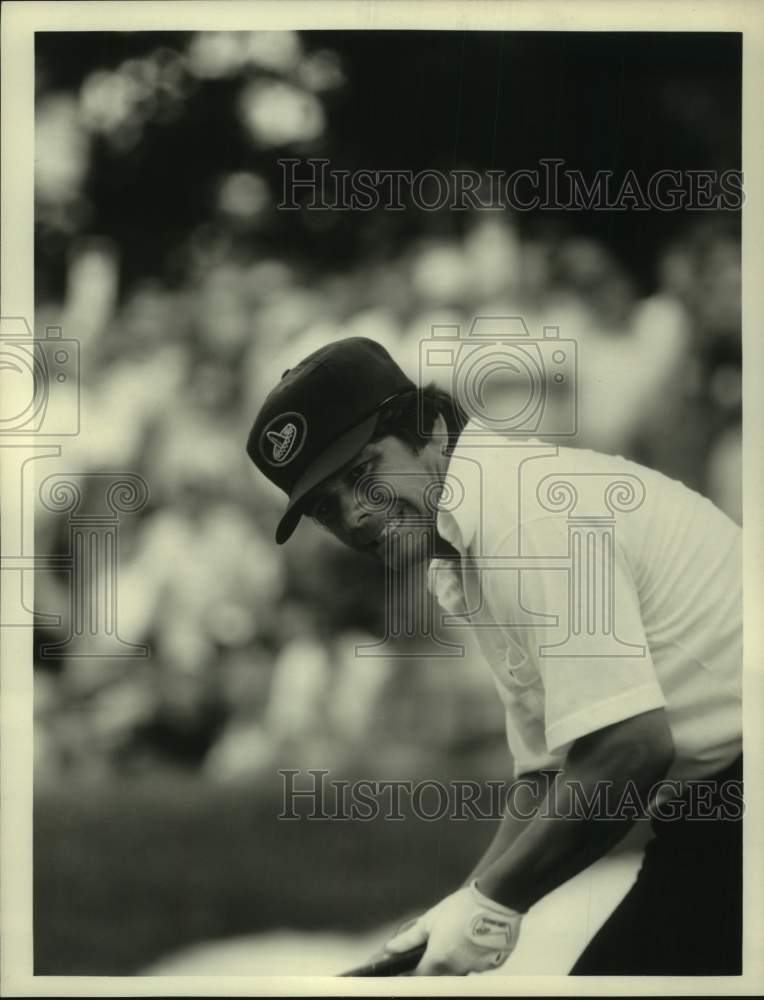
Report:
260,412,307,467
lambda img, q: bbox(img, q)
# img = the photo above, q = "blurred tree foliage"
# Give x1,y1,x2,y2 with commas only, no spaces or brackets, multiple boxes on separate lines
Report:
35,30,741,300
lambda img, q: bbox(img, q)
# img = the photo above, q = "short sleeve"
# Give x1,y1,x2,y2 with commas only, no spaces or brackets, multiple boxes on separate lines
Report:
487,672,568,778
484,516,667,754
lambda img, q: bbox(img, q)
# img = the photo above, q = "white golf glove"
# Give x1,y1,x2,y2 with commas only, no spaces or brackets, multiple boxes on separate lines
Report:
385,880,523,975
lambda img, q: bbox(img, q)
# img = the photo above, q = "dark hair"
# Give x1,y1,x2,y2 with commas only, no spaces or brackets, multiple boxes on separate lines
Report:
370,384,466,455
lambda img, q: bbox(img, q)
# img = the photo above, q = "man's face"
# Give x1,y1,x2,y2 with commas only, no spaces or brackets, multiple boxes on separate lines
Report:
303,426,447,568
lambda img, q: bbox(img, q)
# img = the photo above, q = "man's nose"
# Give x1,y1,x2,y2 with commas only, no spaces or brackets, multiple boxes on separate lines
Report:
339,491,384,544
338,491,369,529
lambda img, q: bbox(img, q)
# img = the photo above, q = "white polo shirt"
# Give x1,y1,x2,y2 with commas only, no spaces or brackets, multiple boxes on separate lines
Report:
428,424,742,782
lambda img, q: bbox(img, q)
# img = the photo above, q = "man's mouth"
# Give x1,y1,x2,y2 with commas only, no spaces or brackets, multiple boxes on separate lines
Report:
357,505,406,550
353,503,433,553
375,511,404,545
370,503,430,550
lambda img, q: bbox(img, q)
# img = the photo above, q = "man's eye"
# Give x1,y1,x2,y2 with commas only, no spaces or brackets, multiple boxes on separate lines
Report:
311,497,333,524
348,460,371,485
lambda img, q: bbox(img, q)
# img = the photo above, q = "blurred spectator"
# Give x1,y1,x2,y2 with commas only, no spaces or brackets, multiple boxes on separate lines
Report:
262,600,332,748
203,643,276,782
706,422,742,525
575,290,690,456
326,630,397,745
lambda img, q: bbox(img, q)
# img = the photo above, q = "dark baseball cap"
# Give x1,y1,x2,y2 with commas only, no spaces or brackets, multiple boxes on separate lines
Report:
246,337,416,544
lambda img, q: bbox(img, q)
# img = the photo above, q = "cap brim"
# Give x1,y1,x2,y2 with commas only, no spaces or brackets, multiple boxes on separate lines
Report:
275,412,380,544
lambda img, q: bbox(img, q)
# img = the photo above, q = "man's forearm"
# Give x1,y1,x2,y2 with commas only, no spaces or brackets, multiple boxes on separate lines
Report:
464,772,547,884
475,728,674,913
475,772,635,911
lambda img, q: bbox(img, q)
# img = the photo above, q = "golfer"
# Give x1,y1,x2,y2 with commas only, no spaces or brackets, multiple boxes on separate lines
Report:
247,336,742,976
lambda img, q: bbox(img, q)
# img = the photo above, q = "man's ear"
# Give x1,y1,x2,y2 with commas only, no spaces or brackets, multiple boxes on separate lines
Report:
431,412,449,443
431,413,449,455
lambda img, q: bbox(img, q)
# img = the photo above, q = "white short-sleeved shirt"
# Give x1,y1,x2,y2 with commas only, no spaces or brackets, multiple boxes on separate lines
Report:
429,425,742,782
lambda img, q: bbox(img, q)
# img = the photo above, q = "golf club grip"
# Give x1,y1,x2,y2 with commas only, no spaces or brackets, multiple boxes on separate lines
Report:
340,943,426,977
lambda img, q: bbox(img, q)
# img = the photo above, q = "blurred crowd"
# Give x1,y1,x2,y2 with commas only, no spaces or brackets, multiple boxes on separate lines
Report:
31,32,741,789
32,212,741,788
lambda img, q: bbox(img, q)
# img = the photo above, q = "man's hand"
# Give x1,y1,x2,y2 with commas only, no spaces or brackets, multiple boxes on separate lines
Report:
384,882,523,975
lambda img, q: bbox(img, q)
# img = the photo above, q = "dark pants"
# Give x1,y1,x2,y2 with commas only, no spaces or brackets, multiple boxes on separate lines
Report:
571,754,743,976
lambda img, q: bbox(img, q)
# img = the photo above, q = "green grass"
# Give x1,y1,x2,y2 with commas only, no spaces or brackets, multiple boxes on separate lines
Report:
34,772,498,974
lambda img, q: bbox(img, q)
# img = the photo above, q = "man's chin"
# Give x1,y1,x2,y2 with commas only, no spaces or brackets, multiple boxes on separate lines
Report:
376,534,433,571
